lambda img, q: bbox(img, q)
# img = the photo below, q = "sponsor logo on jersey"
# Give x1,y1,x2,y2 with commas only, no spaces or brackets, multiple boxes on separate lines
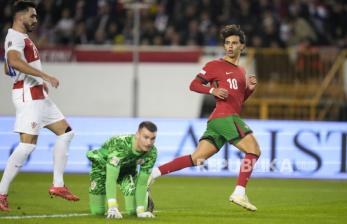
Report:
90,180,96,190
8,41,12,48
110,157,120,166
31,122,38,129
226,71,233,75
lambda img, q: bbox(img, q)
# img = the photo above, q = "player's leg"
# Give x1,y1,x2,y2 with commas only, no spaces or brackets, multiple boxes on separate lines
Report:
233,134,261,190
45,119,73,187
43,100,78,200
0,100,41,211
0,133,37,211
118,174,137,215
120,174,154,216
46,119,78,201
150,139,218,180
147,190,154,213
89,163,106,215
117,170,136,215
151,122,223,180
229,116,261,211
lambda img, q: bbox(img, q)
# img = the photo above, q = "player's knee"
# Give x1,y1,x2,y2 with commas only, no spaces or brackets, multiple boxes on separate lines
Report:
253,142,261,156
127,209,136,215
246,146,261,156
256,147,262,157
244,139,261,156
12,143,36,167
57,129,74,142
91,206,105,216
65,126,72,133
18,143,36,154
89,194,105,215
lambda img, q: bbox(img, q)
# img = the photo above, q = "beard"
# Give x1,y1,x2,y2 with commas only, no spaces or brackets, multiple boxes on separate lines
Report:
23,22,36,33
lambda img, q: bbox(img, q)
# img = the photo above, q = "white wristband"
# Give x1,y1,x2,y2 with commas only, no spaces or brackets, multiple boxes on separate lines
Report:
209,88,215,94
136,206,145,214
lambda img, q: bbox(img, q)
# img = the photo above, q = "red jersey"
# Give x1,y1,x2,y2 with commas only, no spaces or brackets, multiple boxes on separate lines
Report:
194,58,252,120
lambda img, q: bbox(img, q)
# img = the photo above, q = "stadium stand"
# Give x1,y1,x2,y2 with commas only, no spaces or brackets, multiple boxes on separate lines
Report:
1,0,346,121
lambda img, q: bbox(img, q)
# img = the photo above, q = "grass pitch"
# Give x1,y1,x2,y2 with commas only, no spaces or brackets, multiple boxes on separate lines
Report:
0,173,346,224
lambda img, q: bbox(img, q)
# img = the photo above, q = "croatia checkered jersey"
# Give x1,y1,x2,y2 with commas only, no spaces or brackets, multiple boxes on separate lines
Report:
90,134,157,174
4,28,47,101
196,58,253,120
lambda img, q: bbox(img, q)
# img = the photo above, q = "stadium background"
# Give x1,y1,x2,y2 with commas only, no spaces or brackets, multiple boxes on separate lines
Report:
0,0,347,223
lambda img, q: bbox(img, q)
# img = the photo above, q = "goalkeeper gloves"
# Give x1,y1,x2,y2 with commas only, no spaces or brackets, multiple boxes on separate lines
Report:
106,199,122,219
136,206,155,218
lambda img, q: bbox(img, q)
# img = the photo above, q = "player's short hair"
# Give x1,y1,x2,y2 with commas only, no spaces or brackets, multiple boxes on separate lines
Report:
220,24,246,44
12,0,36,17
138,121,157,133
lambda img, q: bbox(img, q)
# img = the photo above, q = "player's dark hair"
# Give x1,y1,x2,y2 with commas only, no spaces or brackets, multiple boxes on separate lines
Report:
220,24,246,44
12,0,36,17
138,121,157,133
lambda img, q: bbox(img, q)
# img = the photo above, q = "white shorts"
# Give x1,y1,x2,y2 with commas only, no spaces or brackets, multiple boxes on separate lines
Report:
13,98,65,135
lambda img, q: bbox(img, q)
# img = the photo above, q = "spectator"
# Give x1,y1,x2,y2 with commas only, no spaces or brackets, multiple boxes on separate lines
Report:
0,0,346,48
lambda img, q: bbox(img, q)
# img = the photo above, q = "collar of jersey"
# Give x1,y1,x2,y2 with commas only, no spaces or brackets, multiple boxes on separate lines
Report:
222,58,238,67
131,135,143,155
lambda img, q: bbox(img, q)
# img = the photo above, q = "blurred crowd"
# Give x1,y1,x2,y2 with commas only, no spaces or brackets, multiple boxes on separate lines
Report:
0,0,347,48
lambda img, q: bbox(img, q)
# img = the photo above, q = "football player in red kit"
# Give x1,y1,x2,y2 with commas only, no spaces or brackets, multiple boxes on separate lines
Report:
150,24,261,211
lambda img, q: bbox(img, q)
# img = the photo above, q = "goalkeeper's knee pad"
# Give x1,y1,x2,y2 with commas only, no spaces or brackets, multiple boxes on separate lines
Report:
91,206,105,215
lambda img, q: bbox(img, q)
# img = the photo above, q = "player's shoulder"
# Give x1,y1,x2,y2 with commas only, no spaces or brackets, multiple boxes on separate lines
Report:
152,145,158,153
105,134,128,146
205,58,224,67
203,59,226,72
149,145,158,156
5,29,25,41
5,29,25,50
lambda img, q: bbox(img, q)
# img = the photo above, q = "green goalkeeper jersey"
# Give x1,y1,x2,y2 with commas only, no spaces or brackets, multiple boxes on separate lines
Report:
87,134,157,207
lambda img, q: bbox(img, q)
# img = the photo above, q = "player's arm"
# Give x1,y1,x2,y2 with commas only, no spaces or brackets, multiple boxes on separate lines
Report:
135,150,157,218
105,163,122,218
190,76,229,100
6,50,59,88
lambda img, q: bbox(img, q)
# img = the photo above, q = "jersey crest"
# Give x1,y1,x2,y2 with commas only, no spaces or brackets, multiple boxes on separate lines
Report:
110,156,120,166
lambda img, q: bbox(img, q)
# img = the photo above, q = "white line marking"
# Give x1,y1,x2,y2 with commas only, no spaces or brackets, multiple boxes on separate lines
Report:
0,213,90,219
0,211,162,219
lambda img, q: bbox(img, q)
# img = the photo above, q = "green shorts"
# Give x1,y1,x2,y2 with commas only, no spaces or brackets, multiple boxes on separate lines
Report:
200,115,252,150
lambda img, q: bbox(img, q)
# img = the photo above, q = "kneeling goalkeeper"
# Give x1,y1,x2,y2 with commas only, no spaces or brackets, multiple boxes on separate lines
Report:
87,121,158,218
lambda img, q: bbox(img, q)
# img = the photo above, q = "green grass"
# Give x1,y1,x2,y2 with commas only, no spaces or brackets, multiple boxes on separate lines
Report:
0,173,346,224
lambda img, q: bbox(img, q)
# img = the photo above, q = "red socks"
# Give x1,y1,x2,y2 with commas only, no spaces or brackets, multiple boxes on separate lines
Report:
237,153,259,187
157,153,258,185
158,155,194,175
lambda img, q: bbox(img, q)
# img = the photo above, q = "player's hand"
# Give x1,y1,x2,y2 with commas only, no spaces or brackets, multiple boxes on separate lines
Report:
43,74,59,88
106,207,123,219
211,88,228,100
247,75,257,91
137,211,155,218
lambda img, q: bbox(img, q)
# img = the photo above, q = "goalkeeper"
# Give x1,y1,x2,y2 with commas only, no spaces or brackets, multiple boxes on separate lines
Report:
87,121,158,218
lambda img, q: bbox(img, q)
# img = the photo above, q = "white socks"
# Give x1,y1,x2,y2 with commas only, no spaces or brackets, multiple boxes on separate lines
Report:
53,131,74,187
232,185,246,196
0,143,36,194
0,131,74,193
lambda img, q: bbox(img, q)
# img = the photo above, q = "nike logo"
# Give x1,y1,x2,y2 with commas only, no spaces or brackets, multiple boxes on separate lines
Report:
226,72,233,74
